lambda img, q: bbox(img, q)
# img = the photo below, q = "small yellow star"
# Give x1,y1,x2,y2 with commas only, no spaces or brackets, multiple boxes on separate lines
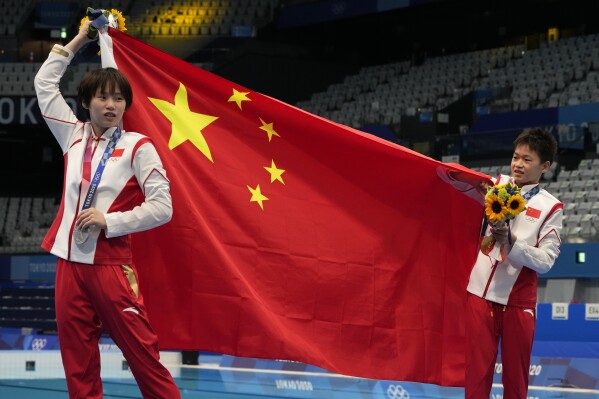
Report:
264,160,285,184
149,83,218,162
247,184,268,210
228,88,251,110
259,118,280,142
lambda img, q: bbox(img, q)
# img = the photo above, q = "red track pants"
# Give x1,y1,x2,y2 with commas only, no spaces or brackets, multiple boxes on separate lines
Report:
465,293,536,399
55,258,181,399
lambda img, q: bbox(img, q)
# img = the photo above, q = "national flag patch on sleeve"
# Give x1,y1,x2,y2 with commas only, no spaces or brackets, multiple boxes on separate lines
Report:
526,207,541,219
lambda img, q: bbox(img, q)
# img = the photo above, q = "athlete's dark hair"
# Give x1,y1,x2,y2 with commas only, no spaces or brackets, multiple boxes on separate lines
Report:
513,128,557,164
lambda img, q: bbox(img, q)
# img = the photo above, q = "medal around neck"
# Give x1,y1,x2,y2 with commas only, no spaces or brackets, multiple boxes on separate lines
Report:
74,127,122,246
73,226,89,244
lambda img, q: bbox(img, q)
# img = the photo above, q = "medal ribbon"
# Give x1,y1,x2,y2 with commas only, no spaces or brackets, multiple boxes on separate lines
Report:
522,184,540,201
80,127,122,211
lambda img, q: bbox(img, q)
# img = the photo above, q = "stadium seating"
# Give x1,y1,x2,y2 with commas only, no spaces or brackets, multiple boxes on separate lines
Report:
0,197,58,254
294,32,599,130
126,0,273,38
295,44,530,128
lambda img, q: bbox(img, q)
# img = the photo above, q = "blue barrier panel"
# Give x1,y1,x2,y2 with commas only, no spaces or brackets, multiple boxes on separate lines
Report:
533,341,599,359
469,108,558,134
494,356,599,390
8,255,57,280
536,304,599,342
0,256,10,280
542,243,599,279
559,102,599,125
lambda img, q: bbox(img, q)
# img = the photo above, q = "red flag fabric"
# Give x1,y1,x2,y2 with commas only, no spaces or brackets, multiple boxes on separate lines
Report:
101,28,490,386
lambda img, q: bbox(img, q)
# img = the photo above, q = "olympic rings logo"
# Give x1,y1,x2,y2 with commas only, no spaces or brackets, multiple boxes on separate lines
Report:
31,338,47,351
387,384,410,399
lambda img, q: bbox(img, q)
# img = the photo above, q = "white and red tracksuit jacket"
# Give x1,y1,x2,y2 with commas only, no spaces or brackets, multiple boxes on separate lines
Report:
35,44,172,265
467,175,563,307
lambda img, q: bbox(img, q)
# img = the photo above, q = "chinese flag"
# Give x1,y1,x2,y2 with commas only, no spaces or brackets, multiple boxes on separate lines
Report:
99,29,489,386
526,207,542,219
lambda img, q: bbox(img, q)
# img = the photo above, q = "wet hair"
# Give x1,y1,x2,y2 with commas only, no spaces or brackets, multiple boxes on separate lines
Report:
77,67,133,118
513,128,557,164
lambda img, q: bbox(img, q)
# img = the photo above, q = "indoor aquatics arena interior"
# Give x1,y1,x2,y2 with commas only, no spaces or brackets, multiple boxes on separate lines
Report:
2,0,599,398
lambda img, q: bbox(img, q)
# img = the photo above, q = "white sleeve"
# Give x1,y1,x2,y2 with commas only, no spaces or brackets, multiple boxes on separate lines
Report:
104,142,173,237
34,44,81,153
507,207,563,274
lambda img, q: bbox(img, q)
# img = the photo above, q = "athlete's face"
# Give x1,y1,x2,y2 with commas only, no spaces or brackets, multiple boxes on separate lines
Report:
85,84,127,136
511,144,550,187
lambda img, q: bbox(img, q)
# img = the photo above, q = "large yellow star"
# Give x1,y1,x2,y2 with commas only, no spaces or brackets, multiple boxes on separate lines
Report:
264,160,285,184
259,118,280,142
228,88,251,110
247,184,268,210
149,83,218,162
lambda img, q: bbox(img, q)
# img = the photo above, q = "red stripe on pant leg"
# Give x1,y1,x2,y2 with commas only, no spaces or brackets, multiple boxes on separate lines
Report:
55,259,103,399
465,293,499,399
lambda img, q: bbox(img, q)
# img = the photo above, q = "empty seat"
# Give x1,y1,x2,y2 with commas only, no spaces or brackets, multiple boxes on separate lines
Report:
558,180,572,192
571,180,586,191
566,225,583,238
588,190,599,202
575,191,588,202
561,191,576,202
580,214,598,238
580,169,595,180
584,179,598,191
557,170,571,182
563,202,576,215
579,159,593,169
546,181,560,192
577,202,593,214
565,214,582,227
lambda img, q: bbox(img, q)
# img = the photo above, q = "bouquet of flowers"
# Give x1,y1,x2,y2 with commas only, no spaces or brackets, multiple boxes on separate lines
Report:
480,182,527,258
79,7,126,40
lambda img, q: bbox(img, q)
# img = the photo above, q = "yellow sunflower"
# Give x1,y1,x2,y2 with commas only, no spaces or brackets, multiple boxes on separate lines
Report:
485,193,507,223
79,16,90,30
110,9,127,31
506,193,526,217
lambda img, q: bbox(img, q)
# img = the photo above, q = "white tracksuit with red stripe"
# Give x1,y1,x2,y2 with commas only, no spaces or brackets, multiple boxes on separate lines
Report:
35,44,181,399
465,174,563,399
37,46,172,265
